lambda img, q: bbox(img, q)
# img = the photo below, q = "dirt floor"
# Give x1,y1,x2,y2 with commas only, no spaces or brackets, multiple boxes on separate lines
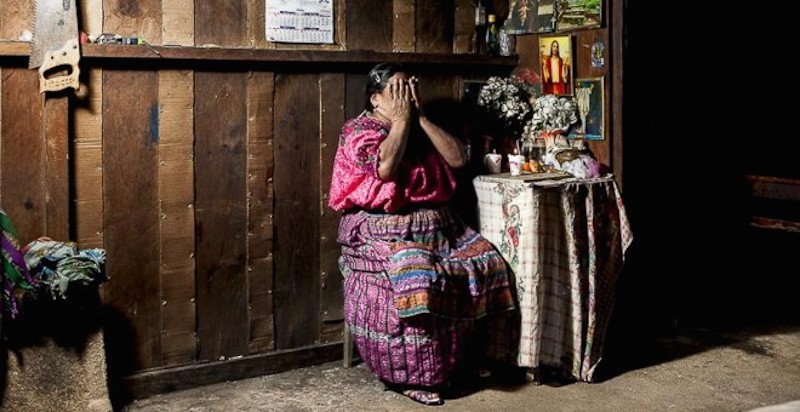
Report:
123,323,800,412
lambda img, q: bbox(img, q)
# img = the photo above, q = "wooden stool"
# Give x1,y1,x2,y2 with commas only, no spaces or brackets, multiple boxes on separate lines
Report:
343,323,354,367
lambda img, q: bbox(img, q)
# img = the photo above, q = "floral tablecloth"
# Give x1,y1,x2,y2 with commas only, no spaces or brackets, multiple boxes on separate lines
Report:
474,173,633,382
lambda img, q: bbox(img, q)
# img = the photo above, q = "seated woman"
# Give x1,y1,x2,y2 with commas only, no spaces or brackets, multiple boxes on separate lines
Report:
328,63,515,406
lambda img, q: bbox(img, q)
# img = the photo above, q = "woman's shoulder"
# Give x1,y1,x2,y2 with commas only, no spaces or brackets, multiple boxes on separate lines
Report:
342,113,385,135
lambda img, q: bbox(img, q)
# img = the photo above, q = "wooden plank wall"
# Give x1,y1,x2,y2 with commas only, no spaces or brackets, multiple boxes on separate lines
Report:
0,0,623,402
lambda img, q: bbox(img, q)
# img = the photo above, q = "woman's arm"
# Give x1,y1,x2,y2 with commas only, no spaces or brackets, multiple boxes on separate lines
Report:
375,78,412,180
409,77,467,169
377,119,410,179
418,116,467,168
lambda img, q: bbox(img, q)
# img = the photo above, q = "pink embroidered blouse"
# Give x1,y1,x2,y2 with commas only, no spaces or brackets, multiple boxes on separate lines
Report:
328,113,456,213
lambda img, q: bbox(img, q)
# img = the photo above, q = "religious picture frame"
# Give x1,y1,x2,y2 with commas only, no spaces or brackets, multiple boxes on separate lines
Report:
569,77,604,140
555,0,603,32
505,0,557,34
538,34,574,96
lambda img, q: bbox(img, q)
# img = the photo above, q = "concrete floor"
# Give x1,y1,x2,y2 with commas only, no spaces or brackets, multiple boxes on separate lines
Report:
123,323,800,412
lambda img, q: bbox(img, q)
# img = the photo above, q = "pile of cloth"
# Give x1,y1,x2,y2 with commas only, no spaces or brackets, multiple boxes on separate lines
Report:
1,210,106,331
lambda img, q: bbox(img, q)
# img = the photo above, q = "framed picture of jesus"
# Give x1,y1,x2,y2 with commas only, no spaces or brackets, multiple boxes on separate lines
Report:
538,35,573,96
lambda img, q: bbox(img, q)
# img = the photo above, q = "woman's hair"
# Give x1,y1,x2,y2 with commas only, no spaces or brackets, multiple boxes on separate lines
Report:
364,62,407,111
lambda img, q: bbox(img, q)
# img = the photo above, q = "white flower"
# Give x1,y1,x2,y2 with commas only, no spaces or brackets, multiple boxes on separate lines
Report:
525,94,578,136
477,76,538,135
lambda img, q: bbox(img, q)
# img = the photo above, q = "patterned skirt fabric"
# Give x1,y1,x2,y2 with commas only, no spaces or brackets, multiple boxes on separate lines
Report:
339,206,515,387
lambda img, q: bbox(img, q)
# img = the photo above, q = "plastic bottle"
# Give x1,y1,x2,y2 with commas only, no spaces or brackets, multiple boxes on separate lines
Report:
485,14,499,55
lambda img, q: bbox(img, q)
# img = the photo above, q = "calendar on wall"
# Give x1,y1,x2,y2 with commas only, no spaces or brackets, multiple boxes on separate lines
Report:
266,0,334,44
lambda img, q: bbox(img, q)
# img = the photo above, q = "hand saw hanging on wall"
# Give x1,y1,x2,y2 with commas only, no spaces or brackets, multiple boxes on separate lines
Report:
29,0,81,93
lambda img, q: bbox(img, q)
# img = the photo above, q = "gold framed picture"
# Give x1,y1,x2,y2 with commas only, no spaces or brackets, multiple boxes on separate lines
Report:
538,34,574,96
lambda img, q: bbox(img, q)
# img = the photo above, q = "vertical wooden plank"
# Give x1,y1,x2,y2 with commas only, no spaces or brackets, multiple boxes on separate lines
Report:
246,71,275,352
453,0,474,54
102,69,162,370
194,71,250,360
416,74,461,159
416,0,454,53
610,0,623,185
319,73,344,343
514,34,539,75
246,0,267,48
575,29,609,79
102,0,162,44
162,0,194,46
79,0,104,37
195,0,246,47
44,95,69,240
420,75,458,103
273,73,321,349
0,68,2,194
344,73,366,121
0,68,45,244
0,0,34,40
393,0,415,52
334,0,347,49
345,0,392,51
158,70,197,366
577,29,610,167
74,68,104,249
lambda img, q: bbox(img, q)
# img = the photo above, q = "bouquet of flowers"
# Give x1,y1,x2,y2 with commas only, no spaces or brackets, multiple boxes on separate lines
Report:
523,94,578,137
477,76,539,136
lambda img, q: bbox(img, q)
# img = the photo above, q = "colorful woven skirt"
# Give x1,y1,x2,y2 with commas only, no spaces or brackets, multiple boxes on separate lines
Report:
339,206,514,387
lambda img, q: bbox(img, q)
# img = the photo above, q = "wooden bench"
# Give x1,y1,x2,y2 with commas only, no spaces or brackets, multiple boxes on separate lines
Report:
746,175,800,233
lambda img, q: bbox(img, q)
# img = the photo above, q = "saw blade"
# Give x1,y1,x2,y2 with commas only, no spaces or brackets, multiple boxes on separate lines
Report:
29,0,79,69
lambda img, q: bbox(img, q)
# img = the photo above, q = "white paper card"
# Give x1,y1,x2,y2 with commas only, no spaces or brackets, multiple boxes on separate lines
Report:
266,0,334,44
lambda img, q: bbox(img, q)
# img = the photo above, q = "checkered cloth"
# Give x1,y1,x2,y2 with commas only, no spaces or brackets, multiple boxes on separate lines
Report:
474,174,633,382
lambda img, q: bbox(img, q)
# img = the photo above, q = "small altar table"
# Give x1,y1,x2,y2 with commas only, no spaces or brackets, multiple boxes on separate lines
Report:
474,172,633,382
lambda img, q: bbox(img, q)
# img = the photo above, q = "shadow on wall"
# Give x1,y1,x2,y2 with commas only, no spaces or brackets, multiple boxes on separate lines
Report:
422,96,493,230
423,94,516,229
0,288,137,411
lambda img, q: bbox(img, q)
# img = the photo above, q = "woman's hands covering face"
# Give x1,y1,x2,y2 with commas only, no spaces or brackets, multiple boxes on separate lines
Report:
376,77,412,123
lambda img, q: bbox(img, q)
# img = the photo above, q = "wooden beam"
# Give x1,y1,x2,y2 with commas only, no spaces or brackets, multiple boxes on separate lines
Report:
346,0,392,51
73,68,104,248
610,0,624,186
194,71,250,360
0,67,45,244
319,73,344,342
158,69,197,366
273,73,321,349
246,71,275,352
102,68,162,370
44,94,69,240
122,343,342,402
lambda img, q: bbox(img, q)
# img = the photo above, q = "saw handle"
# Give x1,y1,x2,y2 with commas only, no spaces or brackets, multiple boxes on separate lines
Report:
38,38,81,93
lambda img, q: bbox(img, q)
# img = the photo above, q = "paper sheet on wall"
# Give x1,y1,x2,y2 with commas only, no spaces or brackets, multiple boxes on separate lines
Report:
266,0,334,44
